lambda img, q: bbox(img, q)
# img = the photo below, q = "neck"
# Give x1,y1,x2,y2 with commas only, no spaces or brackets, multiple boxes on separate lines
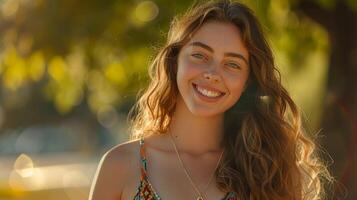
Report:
167,96,225,155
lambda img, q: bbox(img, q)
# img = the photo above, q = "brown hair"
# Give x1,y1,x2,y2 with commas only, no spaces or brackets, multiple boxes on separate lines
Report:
128,0,333,199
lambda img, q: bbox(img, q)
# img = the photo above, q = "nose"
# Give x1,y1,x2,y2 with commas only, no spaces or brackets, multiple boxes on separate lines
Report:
203,61,222,83
203,72,220,83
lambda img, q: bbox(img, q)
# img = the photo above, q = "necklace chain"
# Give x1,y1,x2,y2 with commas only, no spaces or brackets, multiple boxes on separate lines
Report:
169,132,224,200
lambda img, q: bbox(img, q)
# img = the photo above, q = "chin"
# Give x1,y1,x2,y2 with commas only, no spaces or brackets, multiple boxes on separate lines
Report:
188,107,224,118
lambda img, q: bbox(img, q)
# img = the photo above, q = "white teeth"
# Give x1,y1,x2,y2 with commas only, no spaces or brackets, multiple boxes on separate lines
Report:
196,85,222,97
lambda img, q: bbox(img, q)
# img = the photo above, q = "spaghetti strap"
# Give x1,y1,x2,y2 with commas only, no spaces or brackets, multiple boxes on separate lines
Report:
139,137,148,179
134,137,162,200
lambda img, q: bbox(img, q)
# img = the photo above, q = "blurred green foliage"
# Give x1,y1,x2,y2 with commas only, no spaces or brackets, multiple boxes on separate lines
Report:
2,1,356,199
0,0,330,130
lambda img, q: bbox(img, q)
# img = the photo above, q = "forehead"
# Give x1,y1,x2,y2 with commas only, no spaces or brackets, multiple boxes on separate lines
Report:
184,21,248,56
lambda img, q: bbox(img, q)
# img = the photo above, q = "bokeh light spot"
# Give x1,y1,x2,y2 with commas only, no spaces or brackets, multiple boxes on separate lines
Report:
13,154,34,178
135,1,159,23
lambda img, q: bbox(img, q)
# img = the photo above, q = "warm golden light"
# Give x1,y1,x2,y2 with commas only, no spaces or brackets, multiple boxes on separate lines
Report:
135,1,159,22
1,0,20,18
13,154,34,178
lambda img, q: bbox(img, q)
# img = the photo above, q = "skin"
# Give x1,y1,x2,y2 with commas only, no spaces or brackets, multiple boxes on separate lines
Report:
89,21,250,200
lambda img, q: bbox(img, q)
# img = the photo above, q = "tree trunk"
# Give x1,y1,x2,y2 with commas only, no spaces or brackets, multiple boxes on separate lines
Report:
297,1,357,199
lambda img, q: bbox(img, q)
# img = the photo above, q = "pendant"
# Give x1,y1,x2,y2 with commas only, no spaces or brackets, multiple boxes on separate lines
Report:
197,196,204,200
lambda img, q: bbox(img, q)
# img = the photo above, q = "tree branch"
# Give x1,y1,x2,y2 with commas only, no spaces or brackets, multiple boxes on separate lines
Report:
294,1,333,30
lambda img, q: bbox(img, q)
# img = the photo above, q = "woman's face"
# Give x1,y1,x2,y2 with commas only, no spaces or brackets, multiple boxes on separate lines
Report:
176,21,250,117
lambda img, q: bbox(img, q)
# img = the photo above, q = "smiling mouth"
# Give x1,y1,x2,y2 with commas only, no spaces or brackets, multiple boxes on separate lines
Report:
192,83,225,98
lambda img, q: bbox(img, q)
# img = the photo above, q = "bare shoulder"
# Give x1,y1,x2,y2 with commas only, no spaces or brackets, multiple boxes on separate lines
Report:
89,139,141,200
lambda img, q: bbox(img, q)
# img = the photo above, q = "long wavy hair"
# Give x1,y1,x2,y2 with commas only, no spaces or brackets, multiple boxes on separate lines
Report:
128,0,333,199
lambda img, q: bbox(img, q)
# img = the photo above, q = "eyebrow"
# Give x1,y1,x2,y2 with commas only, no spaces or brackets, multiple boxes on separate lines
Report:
188,41,249,65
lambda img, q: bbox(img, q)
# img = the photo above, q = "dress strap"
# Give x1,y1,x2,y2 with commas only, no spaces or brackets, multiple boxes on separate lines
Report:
139,137,148,179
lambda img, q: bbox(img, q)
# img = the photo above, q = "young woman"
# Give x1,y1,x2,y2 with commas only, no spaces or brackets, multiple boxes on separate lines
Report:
89,0,333,199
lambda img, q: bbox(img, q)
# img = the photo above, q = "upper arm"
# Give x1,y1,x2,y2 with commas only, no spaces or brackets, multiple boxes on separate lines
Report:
89,146,132,200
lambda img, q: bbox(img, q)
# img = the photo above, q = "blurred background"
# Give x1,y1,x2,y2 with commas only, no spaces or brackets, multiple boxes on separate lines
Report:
0,0,355,199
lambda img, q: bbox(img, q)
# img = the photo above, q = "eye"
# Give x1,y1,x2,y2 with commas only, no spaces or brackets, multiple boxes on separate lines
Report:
191,53,206,60
225,62,240,69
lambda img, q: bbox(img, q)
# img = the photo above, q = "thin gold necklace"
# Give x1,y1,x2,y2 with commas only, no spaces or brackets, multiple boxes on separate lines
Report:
169,132,224,200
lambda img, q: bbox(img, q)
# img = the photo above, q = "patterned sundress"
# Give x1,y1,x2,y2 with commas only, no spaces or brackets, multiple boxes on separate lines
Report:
133,137,237,200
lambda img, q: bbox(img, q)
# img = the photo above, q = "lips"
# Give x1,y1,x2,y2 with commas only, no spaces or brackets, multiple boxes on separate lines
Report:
192,83,226,101
192,83,225,95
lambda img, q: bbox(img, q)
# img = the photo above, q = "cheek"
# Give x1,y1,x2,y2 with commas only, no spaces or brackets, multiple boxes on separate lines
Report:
225,73,248,96
230,83,245,96
177,57,202,81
